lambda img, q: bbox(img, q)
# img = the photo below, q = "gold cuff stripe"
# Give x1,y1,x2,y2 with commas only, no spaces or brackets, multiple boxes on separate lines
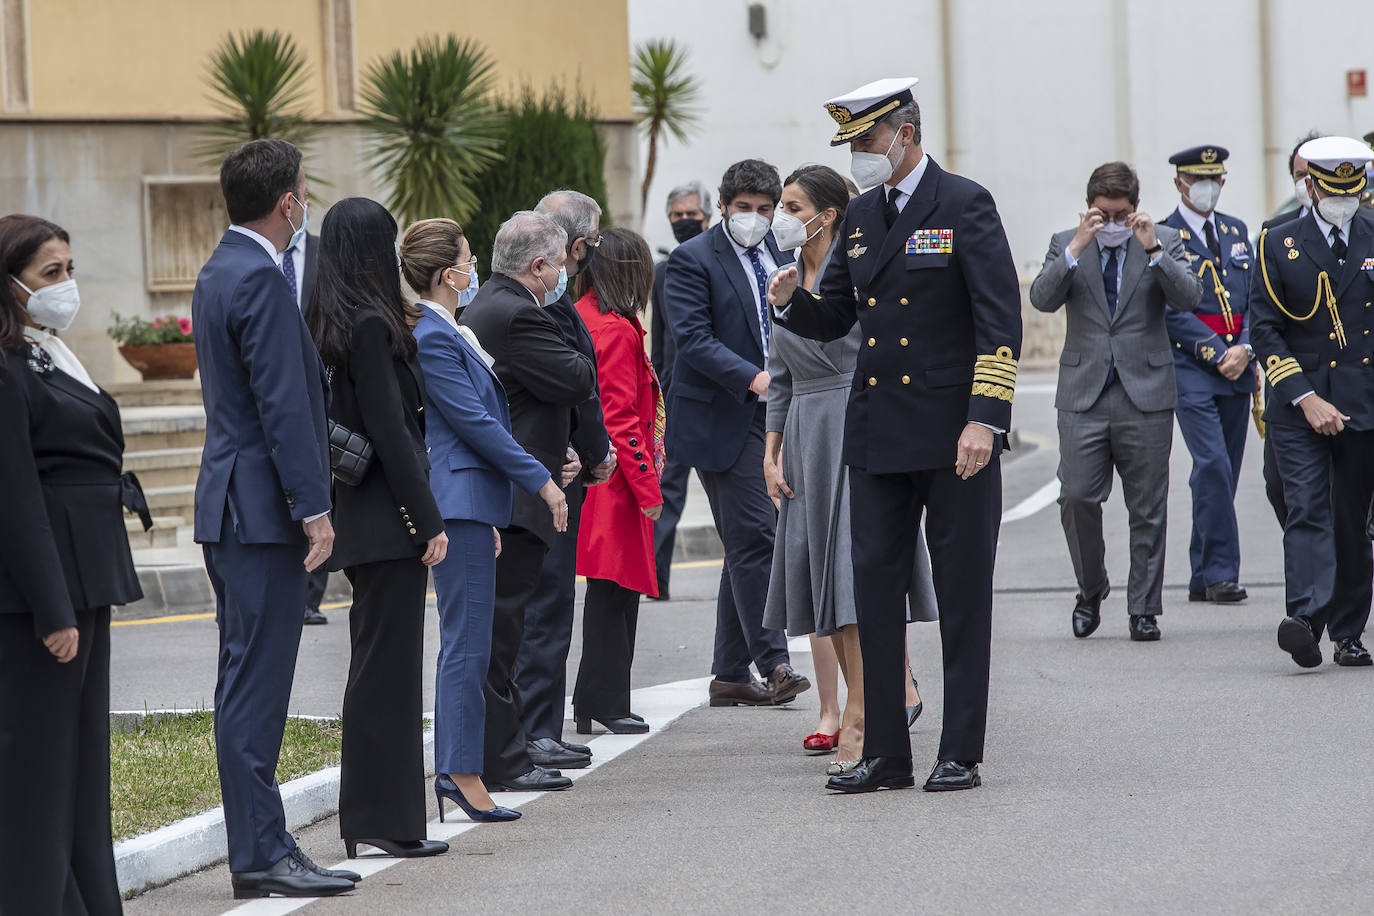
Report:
971,382,1015,403
1265,357,1302,386
974,367,1018,384
1267,366,1303,386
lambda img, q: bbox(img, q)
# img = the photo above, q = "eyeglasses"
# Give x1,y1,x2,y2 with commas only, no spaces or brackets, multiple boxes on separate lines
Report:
584,234,602,248
452,256,478,271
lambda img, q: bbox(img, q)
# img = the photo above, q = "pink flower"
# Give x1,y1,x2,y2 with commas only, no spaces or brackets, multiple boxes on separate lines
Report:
177,317,192,336
152,317,165,328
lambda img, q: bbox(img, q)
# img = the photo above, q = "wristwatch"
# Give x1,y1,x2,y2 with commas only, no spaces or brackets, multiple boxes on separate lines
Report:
1144,243,1163,256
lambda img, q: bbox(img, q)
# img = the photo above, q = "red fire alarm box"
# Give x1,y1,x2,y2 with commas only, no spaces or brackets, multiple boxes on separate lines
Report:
1349,69,1368,99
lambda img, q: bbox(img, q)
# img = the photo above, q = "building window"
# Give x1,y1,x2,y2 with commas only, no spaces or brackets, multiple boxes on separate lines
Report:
142,178,228,292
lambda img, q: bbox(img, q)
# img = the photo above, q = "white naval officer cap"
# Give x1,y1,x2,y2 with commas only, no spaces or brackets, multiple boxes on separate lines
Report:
823,77,919,147
1298,135,1374,196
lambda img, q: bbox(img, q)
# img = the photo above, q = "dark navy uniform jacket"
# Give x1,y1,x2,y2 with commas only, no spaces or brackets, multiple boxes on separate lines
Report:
774,158,1022,473
1162,207,1255,396
1250,209,1374,430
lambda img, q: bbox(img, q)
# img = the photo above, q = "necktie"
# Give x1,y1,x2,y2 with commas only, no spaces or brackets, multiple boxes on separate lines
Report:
281,247,299,305
1103,245,1120,316
746,247,771,355
1330,225,1348,263
1203,220,1220,259
883,186,901,229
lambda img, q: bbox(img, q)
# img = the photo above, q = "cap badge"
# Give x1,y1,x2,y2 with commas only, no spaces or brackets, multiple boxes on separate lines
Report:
1283,236,1294,248
826,103,853,125
1336,162,1356,179
1201,148,1218,163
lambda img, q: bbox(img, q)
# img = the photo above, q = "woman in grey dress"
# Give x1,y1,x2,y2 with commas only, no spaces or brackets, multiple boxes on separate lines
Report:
762,165,938,770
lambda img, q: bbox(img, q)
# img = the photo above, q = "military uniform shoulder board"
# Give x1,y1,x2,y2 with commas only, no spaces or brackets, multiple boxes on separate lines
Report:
1180,228,1192,240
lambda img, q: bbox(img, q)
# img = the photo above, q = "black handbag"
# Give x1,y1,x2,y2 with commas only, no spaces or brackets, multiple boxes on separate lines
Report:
326,366,374,486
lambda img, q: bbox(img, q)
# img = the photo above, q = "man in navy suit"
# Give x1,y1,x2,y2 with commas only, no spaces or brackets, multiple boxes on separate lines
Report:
662,159,809,707
193,139,357,899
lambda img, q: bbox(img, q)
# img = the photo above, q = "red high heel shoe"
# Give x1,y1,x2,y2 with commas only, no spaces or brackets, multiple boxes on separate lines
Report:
802,730,840,754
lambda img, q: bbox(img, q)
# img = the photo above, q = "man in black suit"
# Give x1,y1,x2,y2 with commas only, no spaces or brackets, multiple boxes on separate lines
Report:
459,211,597,792
770,77,1022,794
650,182,712,599
515,190,614,772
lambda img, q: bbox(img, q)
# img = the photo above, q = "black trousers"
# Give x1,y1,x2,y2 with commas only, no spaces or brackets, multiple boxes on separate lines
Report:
305,565,329,612
1262,432,1288,528
573,578,641,719
483,527,548,781
339,557,428,841
1269,423,1374,640
0,607,122,916
514,482,585,741
652,456,692,593
850,461,1001,763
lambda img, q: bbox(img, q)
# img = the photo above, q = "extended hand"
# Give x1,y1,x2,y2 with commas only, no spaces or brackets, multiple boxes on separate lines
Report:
954,423,995,480
44,626,79,663
539,478,570,532
749,371,770,398
1127,210,1157,250
587,448,616,485
1217,345,1250,380
642,503,664,521
561,447,582,488
767,266,799,307
764,450,794,510
302,515,335,572
1067,208,1105,259
1299,394,1349,436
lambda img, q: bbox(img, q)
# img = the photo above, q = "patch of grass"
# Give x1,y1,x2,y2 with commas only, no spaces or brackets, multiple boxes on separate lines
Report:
110,711,343,841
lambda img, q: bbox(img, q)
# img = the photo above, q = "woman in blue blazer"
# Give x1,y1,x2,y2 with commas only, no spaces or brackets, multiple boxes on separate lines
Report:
401,219,567,822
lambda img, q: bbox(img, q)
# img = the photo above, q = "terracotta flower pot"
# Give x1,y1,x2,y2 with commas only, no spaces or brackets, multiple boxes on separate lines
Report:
119,342,198,381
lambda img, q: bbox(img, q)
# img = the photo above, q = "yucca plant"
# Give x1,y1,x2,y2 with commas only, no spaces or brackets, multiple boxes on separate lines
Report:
360,36,505,225
632,39,701,219
197,30,317,167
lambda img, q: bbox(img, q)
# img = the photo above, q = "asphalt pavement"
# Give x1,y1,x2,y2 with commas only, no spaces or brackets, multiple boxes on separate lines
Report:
119,370,1374,915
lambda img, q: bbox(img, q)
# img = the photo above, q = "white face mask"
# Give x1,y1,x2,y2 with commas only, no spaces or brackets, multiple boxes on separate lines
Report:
11,276,81,331
1317,195,1360,228
727,211,772,249
1294,178,1313,209
850,128,902,189
1097,221,1133,247
771,211,823,250
1186,179,1222,214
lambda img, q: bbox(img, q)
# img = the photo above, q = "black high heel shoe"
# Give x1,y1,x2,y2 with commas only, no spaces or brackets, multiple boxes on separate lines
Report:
575,713,649,735
434,774,520,823
343,837,448,859
906,669,923,728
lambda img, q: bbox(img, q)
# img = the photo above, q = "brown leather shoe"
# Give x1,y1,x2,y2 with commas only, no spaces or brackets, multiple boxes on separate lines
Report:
708,677,774,706
769,663,811,705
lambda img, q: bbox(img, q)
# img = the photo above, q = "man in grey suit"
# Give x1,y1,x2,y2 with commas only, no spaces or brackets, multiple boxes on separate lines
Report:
1030,161,1202,642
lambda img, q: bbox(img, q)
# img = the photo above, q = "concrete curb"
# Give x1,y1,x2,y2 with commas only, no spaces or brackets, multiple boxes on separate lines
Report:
114,721,436,896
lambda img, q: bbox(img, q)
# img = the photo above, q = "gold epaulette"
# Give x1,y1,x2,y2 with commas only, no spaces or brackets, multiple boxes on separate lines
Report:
1265,354,1302,387
972,346,1017,403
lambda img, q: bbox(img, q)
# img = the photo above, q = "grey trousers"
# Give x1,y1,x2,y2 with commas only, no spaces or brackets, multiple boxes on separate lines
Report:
1056,380,1173,616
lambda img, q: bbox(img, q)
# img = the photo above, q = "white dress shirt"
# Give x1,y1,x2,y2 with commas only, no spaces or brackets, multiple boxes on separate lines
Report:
1175,203,1217,246
418,299,495,369
725,228,778,361
881,151,930,213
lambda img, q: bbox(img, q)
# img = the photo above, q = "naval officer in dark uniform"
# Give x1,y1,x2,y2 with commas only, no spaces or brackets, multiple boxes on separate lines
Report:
1250,135,1374,669
1160,146,1254,605
768,77,1022,794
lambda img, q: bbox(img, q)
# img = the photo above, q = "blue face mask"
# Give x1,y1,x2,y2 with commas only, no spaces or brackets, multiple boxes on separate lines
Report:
540,263,568,306
287,194,308,251
448,266,480,308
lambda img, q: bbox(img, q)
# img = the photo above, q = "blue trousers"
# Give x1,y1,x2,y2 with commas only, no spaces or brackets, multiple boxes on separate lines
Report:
205,514,306,873
1174,388,1250,590
432,519,497,775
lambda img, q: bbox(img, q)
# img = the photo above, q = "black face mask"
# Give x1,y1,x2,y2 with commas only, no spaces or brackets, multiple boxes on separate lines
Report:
671,218,705,244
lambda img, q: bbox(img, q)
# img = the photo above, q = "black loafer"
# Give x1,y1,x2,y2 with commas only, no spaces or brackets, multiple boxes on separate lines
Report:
487,766,573,792
1072,588,1107,638
923,760,981,791
303,607,328,625
825,756,915,794
1189,581,1248,603
289,846,360,883
1334,637,1373,667
231,851,356,899
1277,616,1322,668
526,737,591,770
1128,615,1161,641
558,738,593,756
575,714,649,735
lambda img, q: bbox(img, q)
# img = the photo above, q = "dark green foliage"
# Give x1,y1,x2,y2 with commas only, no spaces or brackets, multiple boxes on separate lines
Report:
197,30,317,168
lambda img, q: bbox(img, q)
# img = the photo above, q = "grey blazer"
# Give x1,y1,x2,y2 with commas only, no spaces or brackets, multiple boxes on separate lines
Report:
1029,225,1202,413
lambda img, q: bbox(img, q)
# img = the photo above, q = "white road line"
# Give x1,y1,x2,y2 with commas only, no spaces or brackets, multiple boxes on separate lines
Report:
1001,478,1060,523
224,676,712,915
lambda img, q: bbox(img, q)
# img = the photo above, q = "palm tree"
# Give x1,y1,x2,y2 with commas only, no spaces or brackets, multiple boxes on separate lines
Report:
197,30,316,167
632,39,702,220
360,36,505,225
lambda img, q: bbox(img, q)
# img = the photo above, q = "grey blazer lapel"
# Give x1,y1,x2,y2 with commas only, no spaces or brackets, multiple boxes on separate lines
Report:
1115,239,1148,322
1081,238,1110,317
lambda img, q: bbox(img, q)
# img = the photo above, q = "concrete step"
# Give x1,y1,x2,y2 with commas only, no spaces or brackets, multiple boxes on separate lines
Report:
123,446,202,489
125,514,183,550
107,379,202,410
121,405,205,453
143,484,195,522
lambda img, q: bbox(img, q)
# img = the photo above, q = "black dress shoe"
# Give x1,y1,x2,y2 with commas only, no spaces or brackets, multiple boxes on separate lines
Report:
231,850,356,899
708,677,774,707
1072,588,1107,638
1277,616,1322,668
558,738,592,755
923,760,981,791
344,838,448,859
628,712,645,723
769,663,812,705
575,714,649,735
825,756,915,794
487,766,573,792
303,606,328,625
1129,615,1161,641
1334,637,1373,667
1188,581,1248,603
526,736,591,769
289,846,360,883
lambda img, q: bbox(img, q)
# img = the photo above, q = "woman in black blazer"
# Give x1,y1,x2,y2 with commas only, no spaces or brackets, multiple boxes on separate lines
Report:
307,199,448,861
0,214,148,915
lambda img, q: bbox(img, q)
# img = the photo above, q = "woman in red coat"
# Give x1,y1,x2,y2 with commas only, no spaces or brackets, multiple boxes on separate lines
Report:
573,227,664,736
